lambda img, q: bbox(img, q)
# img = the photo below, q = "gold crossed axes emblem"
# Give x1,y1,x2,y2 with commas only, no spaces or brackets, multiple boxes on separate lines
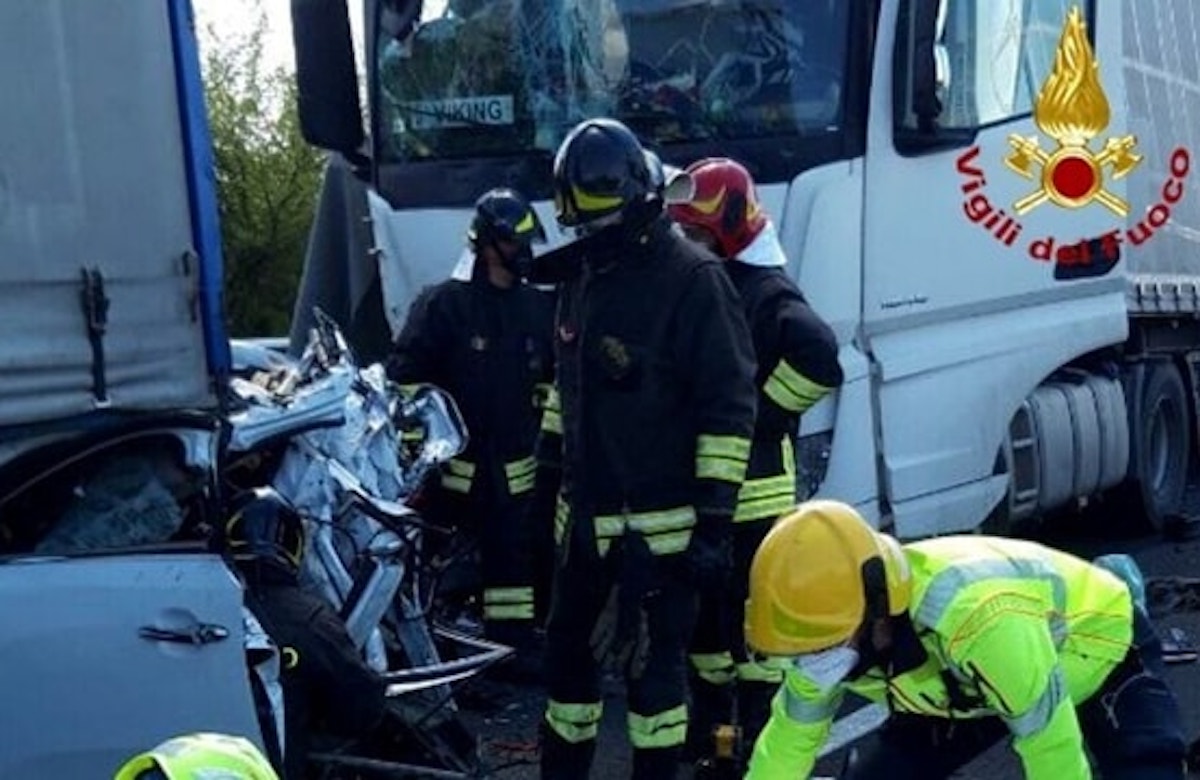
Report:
1004,6,1143,217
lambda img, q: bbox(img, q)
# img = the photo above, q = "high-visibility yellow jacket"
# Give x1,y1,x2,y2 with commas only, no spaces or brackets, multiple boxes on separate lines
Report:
746,536,1135,780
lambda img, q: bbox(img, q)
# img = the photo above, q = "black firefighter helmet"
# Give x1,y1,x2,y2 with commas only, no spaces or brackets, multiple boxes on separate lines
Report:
552,117,658,231
467,187,547,279
225,486,306,575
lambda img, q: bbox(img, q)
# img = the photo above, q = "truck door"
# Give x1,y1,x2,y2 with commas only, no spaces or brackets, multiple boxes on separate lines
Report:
860,0,1131,536
0,554,263,778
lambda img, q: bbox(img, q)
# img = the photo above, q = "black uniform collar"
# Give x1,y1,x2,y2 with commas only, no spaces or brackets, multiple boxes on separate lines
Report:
585,213,671,270
526,209,669,283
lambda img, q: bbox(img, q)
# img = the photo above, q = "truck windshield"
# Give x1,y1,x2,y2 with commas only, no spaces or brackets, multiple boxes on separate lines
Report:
375,0,851,163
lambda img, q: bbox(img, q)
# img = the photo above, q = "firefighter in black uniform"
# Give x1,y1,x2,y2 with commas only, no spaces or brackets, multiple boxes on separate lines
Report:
386,188,556,655
226,487,387,779
667,157,844,763
535,118,758,780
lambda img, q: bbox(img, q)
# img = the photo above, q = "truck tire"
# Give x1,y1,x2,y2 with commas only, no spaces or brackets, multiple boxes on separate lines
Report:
1119,360,1191,533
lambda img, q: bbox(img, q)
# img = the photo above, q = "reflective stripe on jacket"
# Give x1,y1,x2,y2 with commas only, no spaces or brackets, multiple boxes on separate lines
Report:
724,263,841,525
747,536,1135,780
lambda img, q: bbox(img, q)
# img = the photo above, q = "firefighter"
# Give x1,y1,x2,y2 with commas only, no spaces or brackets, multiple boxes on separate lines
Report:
386,188,556,655
113,733,279,780
665,157,844,761
537,117,758,780
743,500,1190,780
227,487,387,779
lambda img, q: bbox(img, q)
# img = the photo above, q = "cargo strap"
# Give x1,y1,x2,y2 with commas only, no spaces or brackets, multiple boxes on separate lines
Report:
80,267,111,406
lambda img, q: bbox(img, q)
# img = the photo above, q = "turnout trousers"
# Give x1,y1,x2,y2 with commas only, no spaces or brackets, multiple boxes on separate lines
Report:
541,515,700,780
426,472,541,646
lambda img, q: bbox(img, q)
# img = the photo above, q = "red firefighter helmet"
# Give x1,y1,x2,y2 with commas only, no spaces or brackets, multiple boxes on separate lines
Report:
667,157,768,259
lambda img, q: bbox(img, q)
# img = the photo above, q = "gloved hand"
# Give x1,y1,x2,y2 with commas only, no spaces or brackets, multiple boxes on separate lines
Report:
686,514,733,588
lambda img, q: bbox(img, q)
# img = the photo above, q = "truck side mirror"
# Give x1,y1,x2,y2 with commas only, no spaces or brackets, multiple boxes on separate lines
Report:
290,0,364,154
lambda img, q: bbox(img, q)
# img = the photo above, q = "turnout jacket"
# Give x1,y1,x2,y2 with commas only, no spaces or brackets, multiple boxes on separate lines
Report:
387,273,556,499
547,216,758,556
724,262,842,522
244,566,386,780
747,536,1136,780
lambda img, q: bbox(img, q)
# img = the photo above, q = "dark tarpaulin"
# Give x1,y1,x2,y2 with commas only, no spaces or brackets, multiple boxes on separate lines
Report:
287,155,395,365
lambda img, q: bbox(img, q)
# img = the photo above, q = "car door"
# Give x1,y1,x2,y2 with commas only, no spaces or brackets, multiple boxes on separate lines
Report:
0,553,264,779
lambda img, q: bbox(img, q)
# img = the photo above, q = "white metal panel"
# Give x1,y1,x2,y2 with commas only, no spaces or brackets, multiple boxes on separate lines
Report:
1121,0,1200,279
868,290,1128,538
811,346,880,513
862,1,1129,332
854,0,1152,536
778,161,866,346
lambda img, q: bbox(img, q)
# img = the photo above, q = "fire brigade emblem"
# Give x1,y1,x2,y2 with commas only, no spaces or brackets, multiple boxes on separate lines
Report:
598,336,633,381
1004,6,1142,217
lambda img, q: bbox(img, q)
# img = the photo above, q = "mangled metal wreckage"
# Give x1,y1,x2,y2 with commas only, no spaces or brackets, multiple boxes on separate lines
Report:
0,1,507,777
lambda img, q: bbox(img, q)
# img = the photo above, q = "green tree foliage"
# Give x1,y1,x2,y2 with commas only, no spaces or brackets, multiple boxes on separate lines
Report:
199,4,327,337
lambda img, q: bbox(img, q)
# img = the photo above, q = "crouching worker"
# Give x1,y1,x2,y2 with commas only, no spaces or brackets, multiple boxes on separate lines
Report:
113,732,279,779
744,500,1189,780
227,488,387,779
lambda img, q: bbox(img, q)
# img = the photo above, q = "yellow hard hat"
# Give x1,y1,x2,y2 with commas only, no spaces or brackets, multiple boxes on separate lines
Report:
744,500,913,656
113,733,279,780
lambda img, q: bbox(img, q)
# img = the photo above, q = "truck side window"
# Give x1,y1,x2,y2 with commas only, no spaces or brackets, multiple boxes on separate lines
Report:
902,0,1094,133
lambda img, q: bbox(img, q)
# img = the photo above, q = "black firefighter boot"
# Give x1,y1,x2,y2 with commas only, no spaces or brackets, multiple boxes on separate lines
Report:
736,679,778,753
633,746,685,780
540,724,596,780
685,671,736,763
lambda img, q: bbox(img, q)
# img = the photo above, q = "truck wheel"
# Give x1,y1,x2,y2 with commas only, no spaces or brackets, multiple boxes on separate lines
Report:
1120,360,1191,533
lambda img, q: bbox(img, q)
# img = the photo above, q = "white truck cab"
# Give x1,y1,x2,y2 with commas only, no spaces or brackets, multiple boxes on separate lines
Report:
289,0,1200,540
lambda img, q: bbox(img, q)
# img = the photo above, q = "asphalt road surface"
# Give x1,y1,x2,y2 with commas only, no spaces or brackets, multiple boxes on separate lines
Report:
459,519,1200,779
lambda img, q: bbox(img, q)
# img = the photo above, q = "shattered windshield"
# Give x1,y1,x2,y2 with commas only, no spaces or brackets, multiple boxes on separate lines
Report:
375,0,850,163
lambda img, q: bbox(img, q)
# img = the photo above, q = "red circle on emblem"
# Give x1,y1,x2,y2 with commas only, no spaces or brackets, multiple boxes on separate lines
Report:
1051,156,1096,200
